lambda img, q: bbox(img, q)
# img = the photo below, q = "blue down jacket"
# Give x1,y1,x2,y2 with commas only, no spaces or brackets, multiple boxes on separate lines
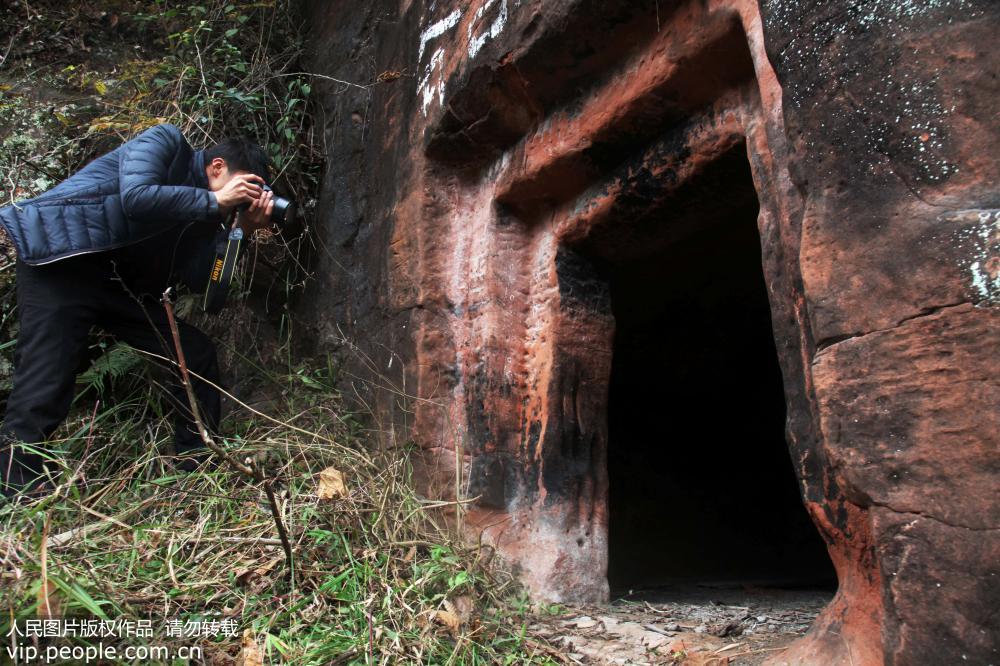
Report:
0,123,222,265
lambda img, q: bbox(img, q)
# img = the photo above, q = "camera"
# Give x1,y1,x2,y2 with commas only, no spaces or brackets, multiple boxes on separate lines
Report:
237,182,296,228
204,183,296,314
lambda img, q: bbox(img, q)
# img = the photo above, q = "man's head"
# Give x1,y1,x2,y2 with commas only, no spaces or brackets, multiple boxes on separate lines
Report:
204,137,270,191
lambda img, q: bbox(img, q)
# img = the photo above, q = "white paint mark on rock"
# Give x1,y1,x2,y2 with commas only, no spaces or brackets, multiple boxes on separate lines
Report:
418,48,447,116
416,8,463,117
414,0,514,117
468,0,508,59
418,8,462,63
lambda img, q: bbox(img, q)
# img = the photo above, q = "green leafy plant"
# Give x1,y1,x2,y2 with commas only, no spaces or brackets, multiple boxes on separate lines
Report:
75,341,147,399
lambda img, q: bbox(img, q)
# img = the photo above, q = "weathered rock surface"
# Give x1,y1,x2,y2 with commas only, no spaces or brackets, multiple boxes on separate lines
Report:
299,0,999,662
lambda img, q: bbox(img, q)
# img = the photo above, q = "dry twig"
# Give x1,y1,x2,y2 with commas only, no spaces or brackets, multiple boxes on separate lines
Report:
161,287,293,576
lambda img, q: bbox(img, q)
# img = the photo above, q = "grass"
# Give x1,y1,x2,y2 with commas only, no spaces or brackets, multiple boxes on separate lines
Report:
0,356,564,664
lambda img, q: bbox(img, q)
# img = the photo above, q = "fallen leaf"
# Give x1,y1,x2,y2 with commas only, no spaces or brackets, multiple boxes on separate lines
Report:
445,595,475,624
431,609,462,634
256,556,282,577
316,467,347,500
376,70,404,83
238,629,263,666
234,556,283,585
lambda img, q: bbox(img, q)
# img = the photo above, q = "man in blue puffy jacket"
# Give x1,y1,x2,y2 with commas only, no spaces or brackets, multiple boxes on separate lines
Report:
0,123,275,499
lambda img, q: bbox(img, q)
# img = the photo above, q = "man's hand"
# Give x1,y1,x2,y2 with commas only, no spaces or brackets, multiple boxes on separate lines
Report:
236,188,274,234
213,174,264,214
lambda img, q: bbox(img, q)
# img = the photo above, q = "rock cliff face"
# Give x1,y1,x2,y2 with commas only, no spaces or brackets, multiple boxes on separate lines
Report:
299,0,999,663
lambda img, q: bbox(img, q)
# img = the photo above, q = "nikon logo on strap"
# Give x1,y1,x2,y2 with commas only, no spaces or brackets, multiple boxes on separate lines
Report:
202,225,244,314
210,257,225,283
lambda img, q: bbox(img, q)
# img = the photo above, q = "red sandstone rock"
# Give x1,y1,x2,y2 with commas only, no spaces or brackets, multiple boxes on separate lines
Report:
300,0,1000,662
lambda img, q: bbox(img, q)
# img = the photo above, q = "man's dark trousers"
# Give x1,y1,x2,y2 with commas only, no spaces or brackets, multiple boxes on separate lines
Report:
1,251,220,489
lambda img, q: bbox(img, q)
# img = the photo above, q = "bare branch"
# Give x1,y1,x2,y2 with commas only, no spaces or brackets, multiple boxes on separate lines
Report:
160,287,294,576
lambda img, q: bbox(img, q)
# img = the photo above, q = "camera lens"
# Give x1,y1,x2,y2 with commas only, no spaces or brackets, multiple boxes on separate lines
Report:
272,196,295,226
260,184,295,227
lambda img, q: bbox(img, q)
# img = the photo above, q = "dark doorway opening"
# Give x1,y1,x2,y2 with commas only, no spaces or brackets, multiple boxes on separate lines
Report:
587,149,837,596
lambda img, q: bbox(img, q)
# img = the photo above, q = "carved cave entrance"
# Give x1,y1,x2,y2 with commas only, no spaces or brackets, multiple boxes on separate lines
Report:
573,145,836,596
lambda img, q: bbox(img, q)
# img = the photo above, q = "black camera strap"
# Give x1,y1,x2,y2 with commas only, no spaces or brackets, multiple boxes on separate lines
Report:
202,221,244,314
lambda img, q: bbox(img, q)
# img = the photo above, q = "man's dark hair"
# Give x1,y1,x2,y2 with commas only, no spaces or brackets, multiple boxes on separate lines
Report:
204,137,271,182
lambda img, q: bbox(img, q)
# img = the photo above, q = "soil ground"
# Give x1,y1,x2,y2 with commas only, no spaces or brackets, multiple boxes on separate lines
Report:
531,584,834,665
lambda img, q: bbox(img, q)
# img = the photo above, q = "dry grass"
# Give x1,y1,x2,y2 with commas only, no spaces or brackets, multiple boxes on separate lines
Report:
0,356,563,664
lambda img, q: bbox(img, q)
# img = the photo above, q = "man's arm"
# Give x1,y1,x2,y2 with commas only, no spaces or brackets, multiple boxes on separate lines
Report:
119,123,221,222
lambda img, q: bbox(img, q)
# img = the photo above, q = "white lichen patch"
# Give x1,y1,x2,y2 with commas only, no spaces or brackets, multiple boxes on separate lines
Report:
763,0,988,185
947,209,1000,305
